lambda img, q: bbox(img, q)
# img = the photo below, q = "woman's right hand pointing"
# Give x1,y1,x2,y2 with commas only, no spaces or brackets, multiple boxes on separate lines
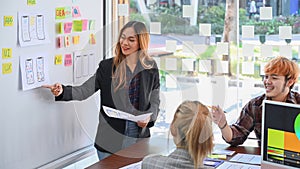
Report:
42,83,63,96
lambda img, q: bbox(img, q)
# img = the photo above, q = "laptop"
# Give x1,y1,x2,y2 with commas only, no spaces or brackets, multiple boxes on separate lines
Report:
261,100,300,168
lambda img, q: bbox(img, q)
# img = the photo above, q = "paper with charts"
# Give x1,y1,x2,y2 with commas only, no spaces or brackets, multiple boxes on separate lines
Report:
103,106,152,122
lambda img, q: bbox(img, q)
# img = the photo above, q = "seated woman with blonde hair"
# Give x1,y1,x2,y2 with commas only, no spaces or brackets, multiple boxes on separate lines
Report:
142,100,214,169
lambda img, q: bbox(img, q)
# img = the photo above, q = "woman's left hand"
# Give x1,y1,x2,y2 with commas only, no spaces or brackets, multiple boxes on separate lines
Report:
137,116,150,128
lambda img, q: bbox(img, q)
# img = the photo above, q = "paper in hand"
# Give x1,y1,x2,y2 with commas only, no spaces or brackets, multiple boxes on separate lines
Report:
103,106,152,122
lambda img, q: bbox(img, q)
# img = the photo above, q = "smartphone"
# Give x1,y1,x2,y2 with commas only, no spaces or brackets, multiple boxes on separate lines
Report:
25,58,34,84
21,16,31,42
36,15,45,40
36,57,45,82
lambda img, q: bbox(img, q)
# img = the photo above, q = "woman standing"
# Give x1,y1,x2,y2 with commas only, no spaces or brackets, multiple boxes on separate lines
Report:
43,21,160,160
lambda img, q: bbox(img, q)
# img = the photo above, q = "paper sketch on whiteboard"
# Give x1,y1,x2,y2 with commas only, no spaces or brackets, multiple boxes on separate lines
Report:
20,55,50,91
18,12,50,47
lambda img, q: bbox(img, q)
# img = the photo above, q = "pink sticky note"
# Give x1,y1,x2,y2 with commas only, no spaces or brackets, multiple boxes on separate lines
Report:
72,6,81,18
82,19,88,31
64,54,72,66
64,22,73,33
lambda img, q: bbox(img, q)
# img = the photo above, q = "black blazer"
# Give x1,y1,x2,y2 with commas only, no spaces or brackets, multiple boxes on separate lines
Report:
56,57,160,153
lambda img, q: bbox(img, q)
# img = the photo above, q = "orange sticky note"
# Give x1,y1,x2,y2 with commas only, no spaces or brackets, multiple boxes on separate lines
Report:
90,33,96,44
73,35,80,45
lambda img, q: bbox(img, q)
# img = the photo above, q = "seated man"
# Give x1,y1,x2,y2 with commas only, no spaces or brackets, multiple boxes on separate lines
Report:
212,56,300,146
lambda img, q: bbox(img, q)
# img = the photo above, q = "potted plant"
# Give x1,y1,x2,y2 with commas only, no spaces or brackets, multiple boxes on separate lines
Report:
255,22,269,44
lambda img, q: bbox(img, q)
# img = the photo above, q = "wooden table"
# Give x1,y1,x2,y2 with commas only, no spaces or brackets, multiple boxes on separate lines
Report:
86,136,260,169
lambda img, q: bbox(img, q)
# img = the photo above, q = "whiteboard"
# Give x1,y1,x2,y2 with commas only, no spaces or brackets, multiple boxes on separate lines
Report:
0,0,103,168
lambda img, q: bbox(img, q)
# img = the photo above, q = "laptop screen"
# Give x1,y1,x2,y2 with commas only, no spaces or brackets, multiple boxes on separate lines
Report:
262,100,300,169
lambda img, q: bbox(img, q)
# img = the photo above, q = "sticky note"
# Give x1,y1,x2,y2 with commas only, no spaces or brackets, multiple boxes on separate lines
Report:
242,26,254,38
56,7,66,20
199,60,211,73
65,35,71,47
260,7,272,20
261,45,273,58
182,41,194,53
279,26,292,39
199,23,211,36
150,22,161,35
279,45,292,59
65,7,72,18
89,20,95,30
165,58,177,71
82,19,88,31
216,42,229,56
182,58,195,71
166,74,177,88
64,54,72,66
55,55,63,65
73,20,82,32
242,62,254,75
2,48,12,59
165,40,177,52
4,16,14,27
90,34,96,44
73,35,80,45
57,22,63,34
193,44,207,56
182,5,193,17
242,43,254,57
64,22,73,33
118,4,129,16
27,0,36,5
72,6,81,18
216,60,229,73
57,36,64,48
2,62,12,74
207,154,227,160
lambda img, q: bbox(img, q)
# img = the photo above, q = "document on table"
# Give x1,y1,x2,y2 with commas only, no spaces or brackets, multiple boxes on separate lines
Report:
229,153,261,165
103,106,152,122
119,161,141,169
217,161,261,169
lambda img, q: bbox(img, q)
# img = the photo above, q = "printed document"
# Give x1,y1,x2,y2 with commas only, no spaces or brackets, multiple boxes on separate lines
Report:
103,106,152,122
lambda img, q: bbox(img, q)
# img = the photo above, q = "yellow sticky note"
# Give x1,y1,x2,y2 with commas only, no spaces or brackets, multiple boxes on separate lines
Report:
2,48,12,59
2,62,12,74
55,55,63,65
73,35,80,45
56,22,63,34
208,154,227,160
27,0,36,5
4,16,14,26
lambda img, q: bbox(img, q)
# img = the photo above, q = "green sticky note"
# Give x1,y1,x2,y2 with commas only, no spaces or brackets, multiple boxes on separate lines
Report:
73,20,82,32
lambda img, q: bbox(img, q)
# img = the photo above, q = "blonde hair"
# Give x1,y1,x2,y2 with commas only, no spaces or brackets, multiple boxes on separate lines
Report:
112,21,153,91
171,100,214,169
264,56,300,89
